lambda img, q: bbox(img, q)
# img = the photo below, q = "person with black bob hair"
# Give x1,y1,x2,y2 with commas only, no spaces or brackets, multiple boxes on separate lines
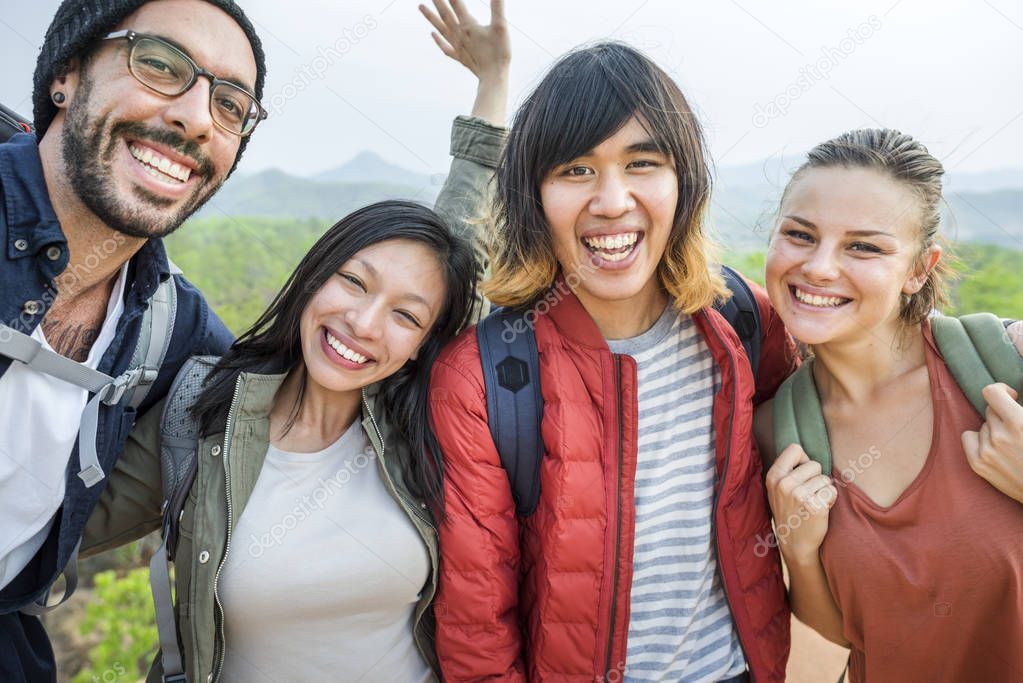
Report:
82,2,510,680
429,41,796,682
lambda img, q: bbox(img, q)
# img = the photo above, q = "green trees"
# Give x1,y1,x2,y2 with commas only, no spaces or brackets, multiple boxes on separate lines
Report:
74,569,158,683
721,245,1023,319
952,244,1023,319
166,216,329,333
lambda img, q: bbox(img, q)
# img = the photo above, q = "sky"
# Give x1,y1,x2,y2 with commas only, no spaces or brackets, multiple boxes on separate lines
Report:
3,0,1022,180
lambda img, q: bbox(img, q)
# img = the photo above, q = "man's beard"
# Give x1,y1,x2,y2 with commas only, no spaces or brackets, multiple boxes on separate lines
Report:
61,74,225,239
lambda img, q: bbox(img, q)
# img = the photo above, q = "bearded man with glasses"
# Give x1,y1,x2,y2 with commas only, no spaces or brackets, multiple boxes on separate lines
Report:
0,1,508,680
0,2,264,680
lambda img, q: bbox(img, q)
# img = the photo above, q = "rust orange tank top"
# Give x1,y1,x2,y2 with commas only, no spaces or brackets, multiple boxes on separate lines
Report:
819,325,1023,682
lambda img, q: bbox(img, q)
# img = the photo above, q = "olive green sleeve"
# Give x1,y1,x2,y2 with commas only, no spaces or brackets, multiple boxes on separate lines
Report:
433,115,508,325
81,399,166,557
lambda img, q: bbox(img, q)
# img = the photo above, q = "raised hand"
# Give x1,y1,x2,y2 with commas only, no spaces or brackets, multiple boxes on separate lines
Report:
765,443,838,563
419,0,510,125
962,383,1023,503
420,0,510,80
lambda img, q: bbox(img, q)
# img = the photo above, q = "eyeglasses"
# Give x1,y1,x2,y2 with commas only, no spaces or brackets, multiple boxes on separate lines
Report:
102,30,267,137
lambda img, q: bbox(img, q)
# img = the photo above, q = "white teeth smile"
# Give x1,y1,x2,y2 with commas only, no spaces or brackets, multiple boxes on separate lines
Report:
793,287,848,308
128,143,192,183
583,232,639,262
325,330,370,364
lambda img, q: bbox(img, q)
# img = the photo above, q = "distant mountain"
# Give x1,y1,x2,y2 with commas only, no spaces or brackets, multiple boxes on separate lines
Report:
943,189,1023,245
945,168,1023,193
313,151,437,189
714,156,802,193
716,158,1023,196
207,155,1023,249
196,167,440,221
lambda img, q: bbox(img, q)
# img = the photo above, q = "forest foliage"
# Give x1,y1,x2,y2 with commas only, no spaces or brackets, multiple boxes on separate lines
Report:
167,215,1023,335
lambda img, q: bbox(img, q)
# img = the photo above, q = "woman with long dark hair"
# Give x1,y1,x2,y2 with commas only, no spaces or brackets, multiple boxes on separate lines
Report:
82,2,510,680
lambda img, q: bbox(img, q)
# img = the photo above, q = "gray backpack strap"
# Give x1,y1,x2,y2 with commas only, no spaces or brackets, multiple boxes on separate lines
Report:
17,539,82,616
0,270,179,489
7,266,183,617
931,313,1023,416
149,547,183,683
126,269,180,410
773,358,833,474
149,355,216,683
0,323,126,488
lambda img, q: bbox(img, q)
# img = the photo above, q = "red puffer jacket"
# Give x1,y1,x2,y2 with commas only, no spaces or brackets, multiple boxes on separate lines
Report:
429,281,796,682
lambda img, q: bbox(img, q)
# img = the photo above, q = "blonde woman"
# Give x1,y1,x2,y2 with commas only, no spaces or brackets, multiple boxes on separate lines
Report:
758,129,1023,681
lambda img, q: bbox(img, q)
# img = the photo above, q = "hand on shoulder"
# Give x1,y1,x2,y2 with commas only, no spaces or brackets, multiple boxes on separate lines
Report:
962,381,1023,504
959,321,1023,503
764,443,838,564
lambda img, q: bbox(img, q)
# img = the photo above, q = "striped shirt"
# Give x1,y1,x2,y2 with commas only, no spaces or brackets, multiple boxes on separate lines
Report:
607,306,746,682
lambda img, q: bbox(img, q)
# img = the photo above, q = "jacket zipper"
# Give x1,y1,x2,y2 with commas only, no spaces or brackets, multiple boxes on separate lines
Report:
705,318,753,679
361,389,435,529
211,375,244,682
360,388,436,671
604,354,625,678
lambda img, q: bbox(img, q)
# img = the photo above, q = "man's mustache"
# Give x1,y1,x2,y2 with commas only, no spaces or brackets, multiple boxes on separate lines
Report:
110,121,216,177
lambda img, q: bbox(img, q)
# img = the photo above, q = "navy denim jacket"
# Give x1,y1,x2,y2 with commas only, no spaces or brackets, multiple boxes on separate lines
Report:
0,133,233,612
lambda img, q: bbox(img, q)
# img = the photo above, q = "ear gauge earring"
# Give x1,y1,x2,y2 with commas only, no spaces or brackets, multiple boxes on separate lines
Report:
52,92,66,105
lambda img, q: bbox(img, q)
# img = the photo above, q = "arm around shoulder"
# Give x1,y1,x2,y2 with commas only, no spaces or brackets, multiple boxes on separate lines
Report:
81,399,165,557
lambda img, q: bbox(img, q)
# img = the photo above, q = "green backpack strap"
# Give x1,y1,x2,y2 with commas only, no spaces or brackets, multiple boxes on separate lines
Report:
931,313,1023,416
772,315,1022,476
773,358,833,474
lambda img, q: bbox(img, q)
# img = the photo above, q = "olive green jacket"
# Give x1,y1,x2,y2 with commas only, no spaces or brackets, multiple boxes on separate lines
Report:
82,115,506,683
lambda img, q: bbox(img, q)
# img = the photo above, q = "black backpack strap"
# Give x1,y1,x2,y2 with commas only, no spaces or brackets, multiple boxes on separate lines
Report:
476,308,544,516
714,265,763,379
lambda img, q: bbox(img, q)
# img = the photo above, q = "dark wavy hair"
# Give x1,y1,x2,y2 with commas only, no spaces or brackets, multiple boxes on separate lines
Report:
191,200,479,508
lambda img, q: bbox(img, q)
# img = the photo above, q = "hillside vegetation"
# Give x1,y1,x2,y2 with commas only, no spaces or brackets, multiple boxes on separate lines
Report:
167,215,1023,335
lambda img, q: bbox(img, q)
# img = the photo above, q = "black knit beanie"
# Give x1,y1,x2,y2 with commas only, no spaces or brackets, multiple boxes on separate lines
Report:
33,0,267,173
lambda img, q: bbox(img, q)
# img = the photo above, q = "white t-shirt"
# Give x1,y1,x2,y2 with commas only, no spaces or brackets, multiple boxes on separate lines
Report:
219,420,432,683
0,263,128,589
